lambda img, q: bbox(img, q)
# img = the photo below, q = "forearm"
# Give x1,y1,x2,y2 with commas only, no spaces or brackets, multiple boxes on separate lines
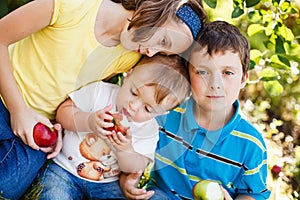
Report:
116,150,150,173
56,98,91,132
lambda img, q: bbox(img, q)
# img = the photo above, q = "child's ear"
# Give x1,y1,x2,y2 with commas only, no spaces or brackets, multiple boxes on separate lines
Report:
241,72,249,88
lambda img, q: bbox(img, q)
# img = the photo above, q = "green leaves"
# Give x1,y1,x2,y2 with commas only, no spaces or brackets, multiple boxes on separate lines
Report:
231,0,262,18
204,0,217,8
0,0,32,17
260,68,283,96
245,0,260,7
275,36,285,54
260,68,279,81
232,5,244,18
0,0,9,18
248,24,264,36
263,81,283,96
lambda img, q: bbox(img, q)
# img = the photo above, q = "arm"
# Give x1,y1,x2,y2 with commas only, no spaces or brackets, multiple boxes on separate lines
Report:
56,98,90,131
108,131,150,173
117,150,150,173
0,0,56,149
56,98,114,136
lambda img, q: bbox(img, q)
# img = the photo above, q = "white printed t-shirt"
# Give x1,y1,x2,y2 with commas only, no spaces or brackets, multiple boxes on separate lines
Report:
54,81,159,183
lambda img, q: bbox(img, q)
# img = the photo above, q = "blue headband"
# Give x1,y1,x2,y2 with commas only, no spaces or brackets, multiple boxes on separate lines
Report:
176,5,202,39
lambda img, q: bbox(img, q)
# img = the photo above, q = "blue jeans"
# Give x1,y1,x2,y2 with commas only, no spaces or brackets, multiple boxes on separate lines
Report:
148,184,170,200
36,161,126,199
0,99,47,199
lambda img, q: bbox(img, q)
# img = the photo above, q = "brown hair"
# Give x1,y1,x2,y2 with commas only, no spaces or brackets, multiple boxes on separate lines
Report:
191,21,250,76
135,54,190,109
111,0,207,42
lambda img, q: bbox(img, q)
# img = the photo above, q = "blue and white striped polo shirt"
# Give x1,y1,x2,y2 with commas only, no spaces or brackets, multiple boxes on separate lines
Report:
150,97,271,200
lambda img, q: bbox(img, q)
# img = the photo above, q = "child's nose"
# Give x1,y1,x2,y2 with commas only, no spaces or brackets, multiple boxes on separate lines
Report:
145,48,159,57
210,74,222,90
129,100,143,112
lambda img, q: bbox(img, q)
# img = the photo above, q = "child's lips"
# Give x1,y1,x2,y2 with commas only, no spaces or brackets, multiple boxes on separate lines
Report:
207,95,224,99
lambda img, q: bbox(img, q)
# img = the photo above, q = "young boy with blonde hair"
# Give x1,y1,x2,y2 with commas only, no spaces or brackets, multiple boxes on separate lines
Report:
35,54,190,199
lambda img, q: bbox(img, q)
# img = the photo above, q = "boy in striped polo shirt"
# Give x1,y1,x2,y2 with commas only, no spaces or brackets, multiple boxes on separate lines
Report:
120,21,271,200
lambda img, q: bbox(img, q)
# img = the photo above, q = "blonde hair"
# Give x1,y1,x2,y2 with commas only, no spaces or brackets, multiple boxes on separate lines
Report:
135,55,191,108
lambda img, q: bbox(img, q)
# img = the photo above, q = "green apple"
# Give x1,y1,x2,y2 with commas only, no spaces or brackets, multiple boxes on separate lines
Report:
192,180,224,200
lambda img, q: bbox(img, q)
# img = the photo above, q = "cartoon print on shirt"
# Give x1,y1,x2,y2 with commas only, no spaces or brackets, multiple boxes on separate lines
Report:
76,133,120,181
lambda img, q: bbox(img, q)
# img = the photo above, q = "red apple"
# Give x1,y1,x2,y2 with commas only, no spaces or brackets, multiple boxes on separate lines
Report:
33,122,58,147
271,165,282,177
105,112,130,135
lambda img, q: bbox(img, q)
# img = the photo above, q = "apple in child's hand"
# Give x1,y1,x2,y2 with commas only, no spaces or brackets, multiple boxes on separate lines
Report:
105,112,130,135
33,122,58,147
192,180,224,200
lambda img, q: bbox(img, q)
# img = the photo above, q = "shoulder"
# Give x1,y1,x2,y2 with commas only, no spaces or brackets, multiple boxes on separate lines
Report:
71,81,119,95
232,117,267,154
51,0,100,25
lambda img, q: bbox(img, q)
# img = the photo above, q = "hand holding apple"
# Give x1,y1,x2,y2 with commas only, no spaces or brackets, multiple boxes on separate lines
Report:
192,180,225,200
105,112,130,135
33,122,58,147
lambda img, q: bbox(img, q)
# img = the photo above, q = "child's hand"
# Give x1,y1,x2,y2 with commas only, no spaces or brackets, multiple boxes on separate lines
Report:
108,130,134,152
87,105,114,139
120,172,154,199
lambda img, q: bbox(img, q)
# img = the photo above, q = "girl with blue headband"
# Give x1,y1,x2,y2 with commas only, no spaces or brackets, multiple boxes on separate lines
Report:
0,0,206,199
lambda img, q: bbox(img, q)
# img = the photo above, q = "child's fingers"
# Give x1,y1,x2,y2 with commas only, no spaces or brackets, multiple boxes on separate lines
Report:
102,104,114,119
96,119,114,130
103,104,113,112
116,132,128,143
125,130,132,139
111,132,122,145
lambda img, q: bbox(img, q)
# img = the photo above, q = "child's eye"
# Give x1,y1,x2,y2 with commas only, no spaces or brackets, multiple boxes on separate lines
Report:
196,70,207,75
130,88,137,96
161,38,167,46
144,106,152,113
224,71,234,75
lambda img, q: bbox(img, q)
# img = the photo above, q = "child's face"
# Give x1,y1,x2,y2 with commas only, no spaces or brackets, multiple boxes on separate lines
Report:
116,65,175,122
189,49,248,113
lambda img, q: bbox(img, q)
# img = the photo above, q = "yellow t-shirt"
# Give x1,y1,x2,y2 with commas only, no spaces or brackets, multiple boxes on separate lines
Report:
8,0,141,120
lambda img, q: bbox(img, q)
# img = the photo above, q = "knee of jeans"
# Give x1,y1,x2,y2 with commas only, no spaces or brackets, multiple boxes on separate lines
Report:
0,139,46,188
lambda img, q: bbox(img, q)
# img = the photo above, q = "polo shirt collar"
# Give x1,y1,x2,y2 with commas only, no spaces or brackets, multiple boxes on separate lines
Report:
183,98,242,144
183,97,200,131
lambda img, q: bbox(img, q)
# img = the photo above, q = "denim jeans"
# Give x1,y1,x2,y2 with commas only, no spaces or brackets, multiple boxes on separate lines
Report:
0,99,47,199
148,184,170,200
36,161,126,199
